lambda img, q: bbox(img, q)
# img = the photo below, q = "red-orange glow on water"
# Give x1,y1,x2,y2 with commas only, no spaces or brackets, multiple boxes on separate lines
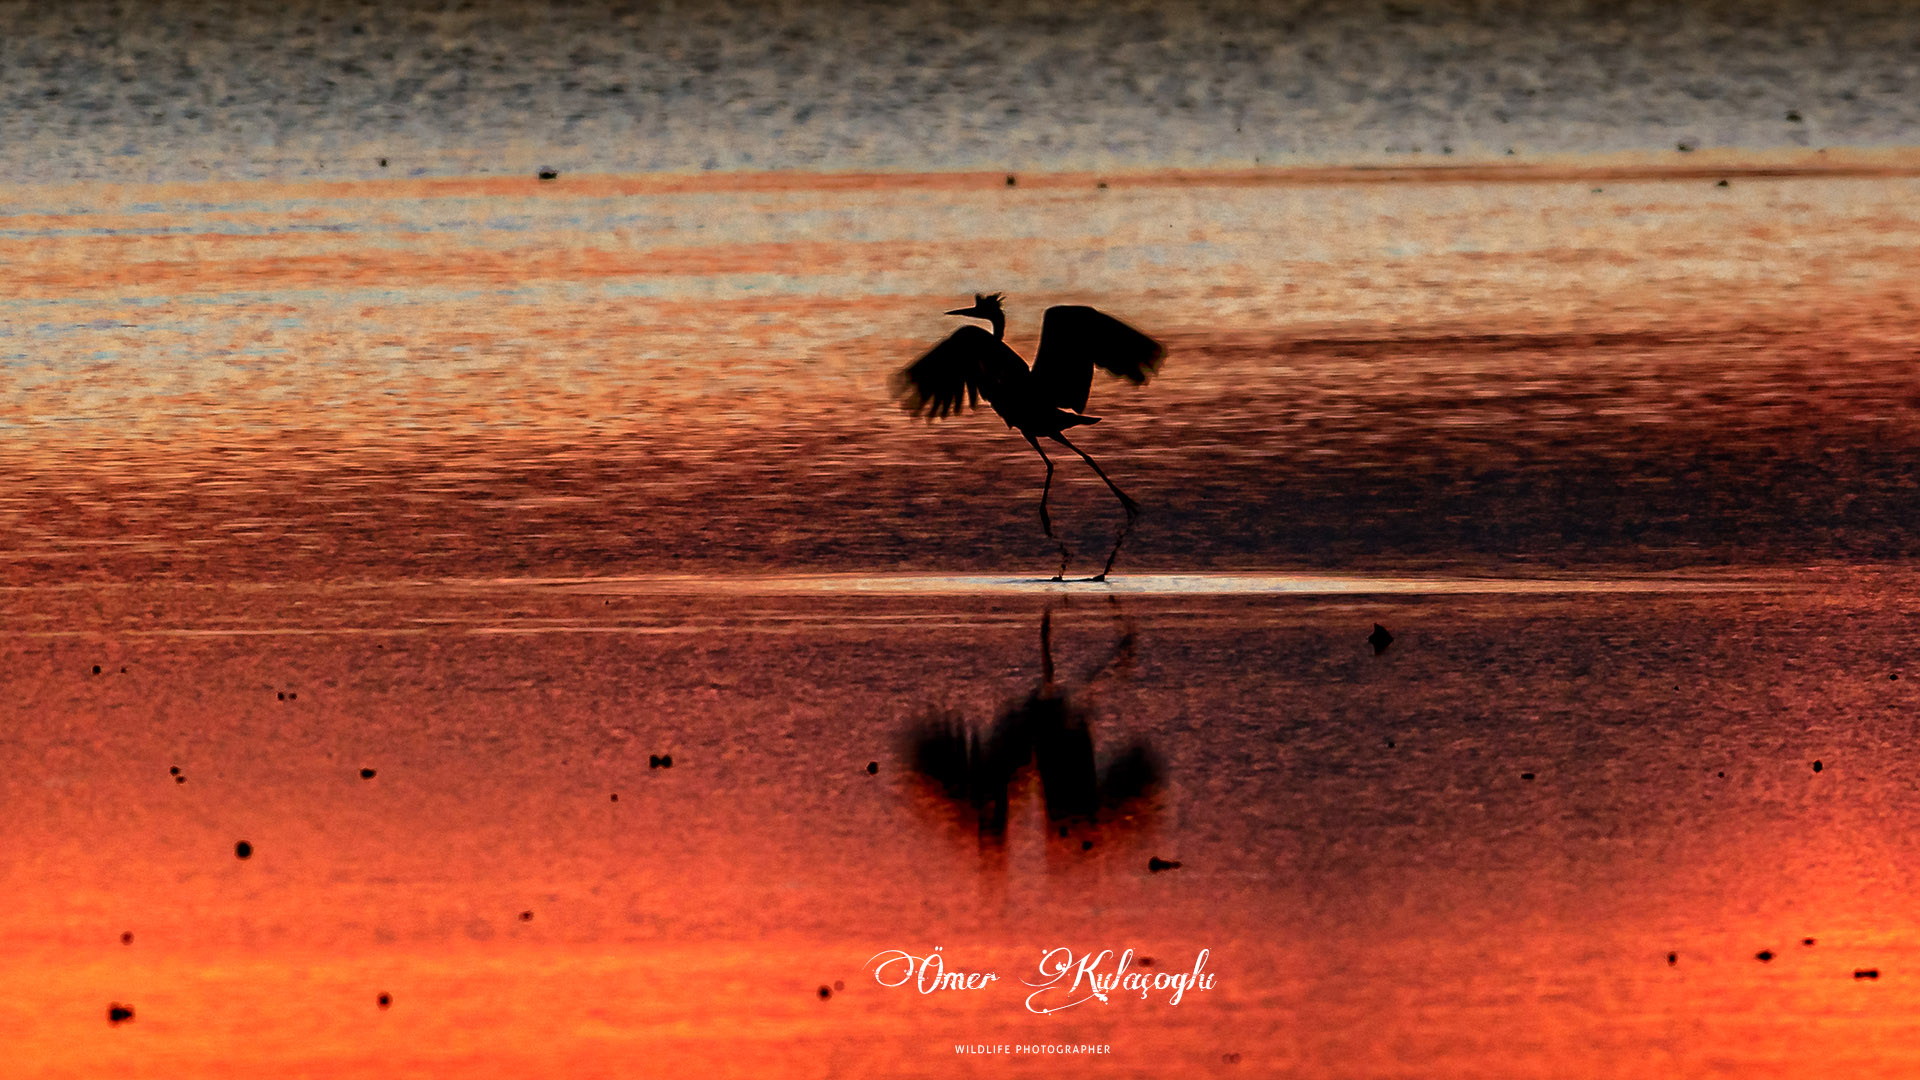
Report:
8,159,1920,1076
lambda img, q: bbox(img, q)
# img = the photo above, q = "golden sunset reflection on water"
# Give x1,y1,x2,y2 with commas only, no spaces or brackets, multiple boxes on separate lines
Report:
6,157,1920,1076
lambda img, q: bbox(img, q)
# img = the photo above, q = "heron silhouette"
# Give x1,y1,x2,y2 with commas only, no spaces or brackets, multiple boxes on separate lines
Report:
909,602,1158,844
893,293,1165,581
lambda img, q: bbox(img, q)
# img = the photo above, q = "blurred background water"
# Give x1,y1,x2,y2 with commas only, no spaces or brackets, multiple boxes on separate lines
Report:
3,166,1920,582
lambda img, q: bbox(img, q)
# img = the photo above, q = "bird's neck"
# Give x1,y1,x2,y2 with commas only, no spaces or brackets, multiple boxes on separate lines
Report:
987,313,1005,339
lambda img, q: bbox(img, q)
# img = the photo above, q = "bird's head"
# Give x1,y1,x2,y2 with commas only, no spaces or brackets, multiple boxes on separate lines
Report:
946,292,1005,320
945,293,1006,337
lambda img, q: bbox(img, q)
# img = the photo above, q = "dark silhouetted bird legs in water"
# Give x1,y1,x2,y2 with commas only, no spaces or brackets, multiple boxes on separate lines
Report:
1027,430,1142,580
894,293,1165,581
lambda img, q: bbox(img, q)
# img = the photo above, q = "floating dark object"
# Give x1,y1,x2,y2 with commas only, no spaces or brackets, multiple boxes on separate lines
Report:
818,985,832,1000
649,754,674,769
1368,624,1393,655
1223,1053,1242,1064
1677,141,1696,152
169,766,180,776
1803,938,1816,946
833,980,845,991
235,841,253,859
277,692,284,701
1147,856,1182,872
93,665,101,675
1096,181,1108,189
1891,674,1899,681
1667,952,1677,965
107,1003,134,1025
1137,956,1154,967
1717,772,1725,778
1386,738,1395,748
174,775,186,784
1856,968,1880,979
538,168,559,180
1082,839,1094,851
378,158,388,168
1757,950,1774,962
1813,760,1824,772
377,991,392,1008
359,768,377,780
610,793,618,802
866,761,879,775
519,910,533,921
1786,111,1802,122
121,931,133,945
1521,772,1535,781
1716,179,1730,187
1005,174,1017,186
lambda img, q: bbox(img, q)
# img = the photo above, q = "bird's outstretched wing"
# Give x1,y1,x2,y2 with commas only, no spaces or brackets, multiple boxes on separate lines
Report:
1030,306,1166,414
893,325,1030,419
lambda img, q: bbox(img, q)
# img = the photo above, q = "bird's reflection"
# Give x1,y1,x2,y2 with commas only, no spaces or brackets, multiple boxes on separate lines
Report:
909,602,1158,846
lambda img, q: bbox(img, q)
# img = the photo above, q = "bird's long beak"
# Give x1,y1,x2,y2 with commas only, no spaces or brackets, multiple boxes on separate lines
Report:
945,306,979,317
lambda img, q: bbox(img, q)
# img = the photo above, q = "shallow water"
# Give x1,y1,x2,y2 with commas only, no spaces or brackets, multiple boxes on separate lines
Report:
6,158,1920,1075
6,164,1920,583
4,571,1920,1076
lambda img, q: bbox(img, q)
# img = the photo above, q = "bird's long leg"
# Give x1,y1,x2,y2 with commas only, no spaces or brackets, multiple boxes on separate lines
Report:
1050,434,1139,582
1039,607,1056,689
1080,596,1137,685
1026,435,1073,580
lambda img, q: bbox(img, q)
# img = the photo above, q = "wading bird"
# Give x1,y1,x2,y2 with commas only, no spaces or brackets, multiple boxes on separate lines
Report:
893,294,1164,580
909,602,1158,843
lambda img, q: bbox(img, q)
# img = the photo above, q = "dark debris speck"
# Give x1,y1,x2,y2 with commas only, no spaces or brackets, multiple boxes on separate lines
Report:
108,1003,134,1025
1148,856,1182,873
377,991,392,1008
359,768,377,780
1368,624,1394,655
235,841,253,860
